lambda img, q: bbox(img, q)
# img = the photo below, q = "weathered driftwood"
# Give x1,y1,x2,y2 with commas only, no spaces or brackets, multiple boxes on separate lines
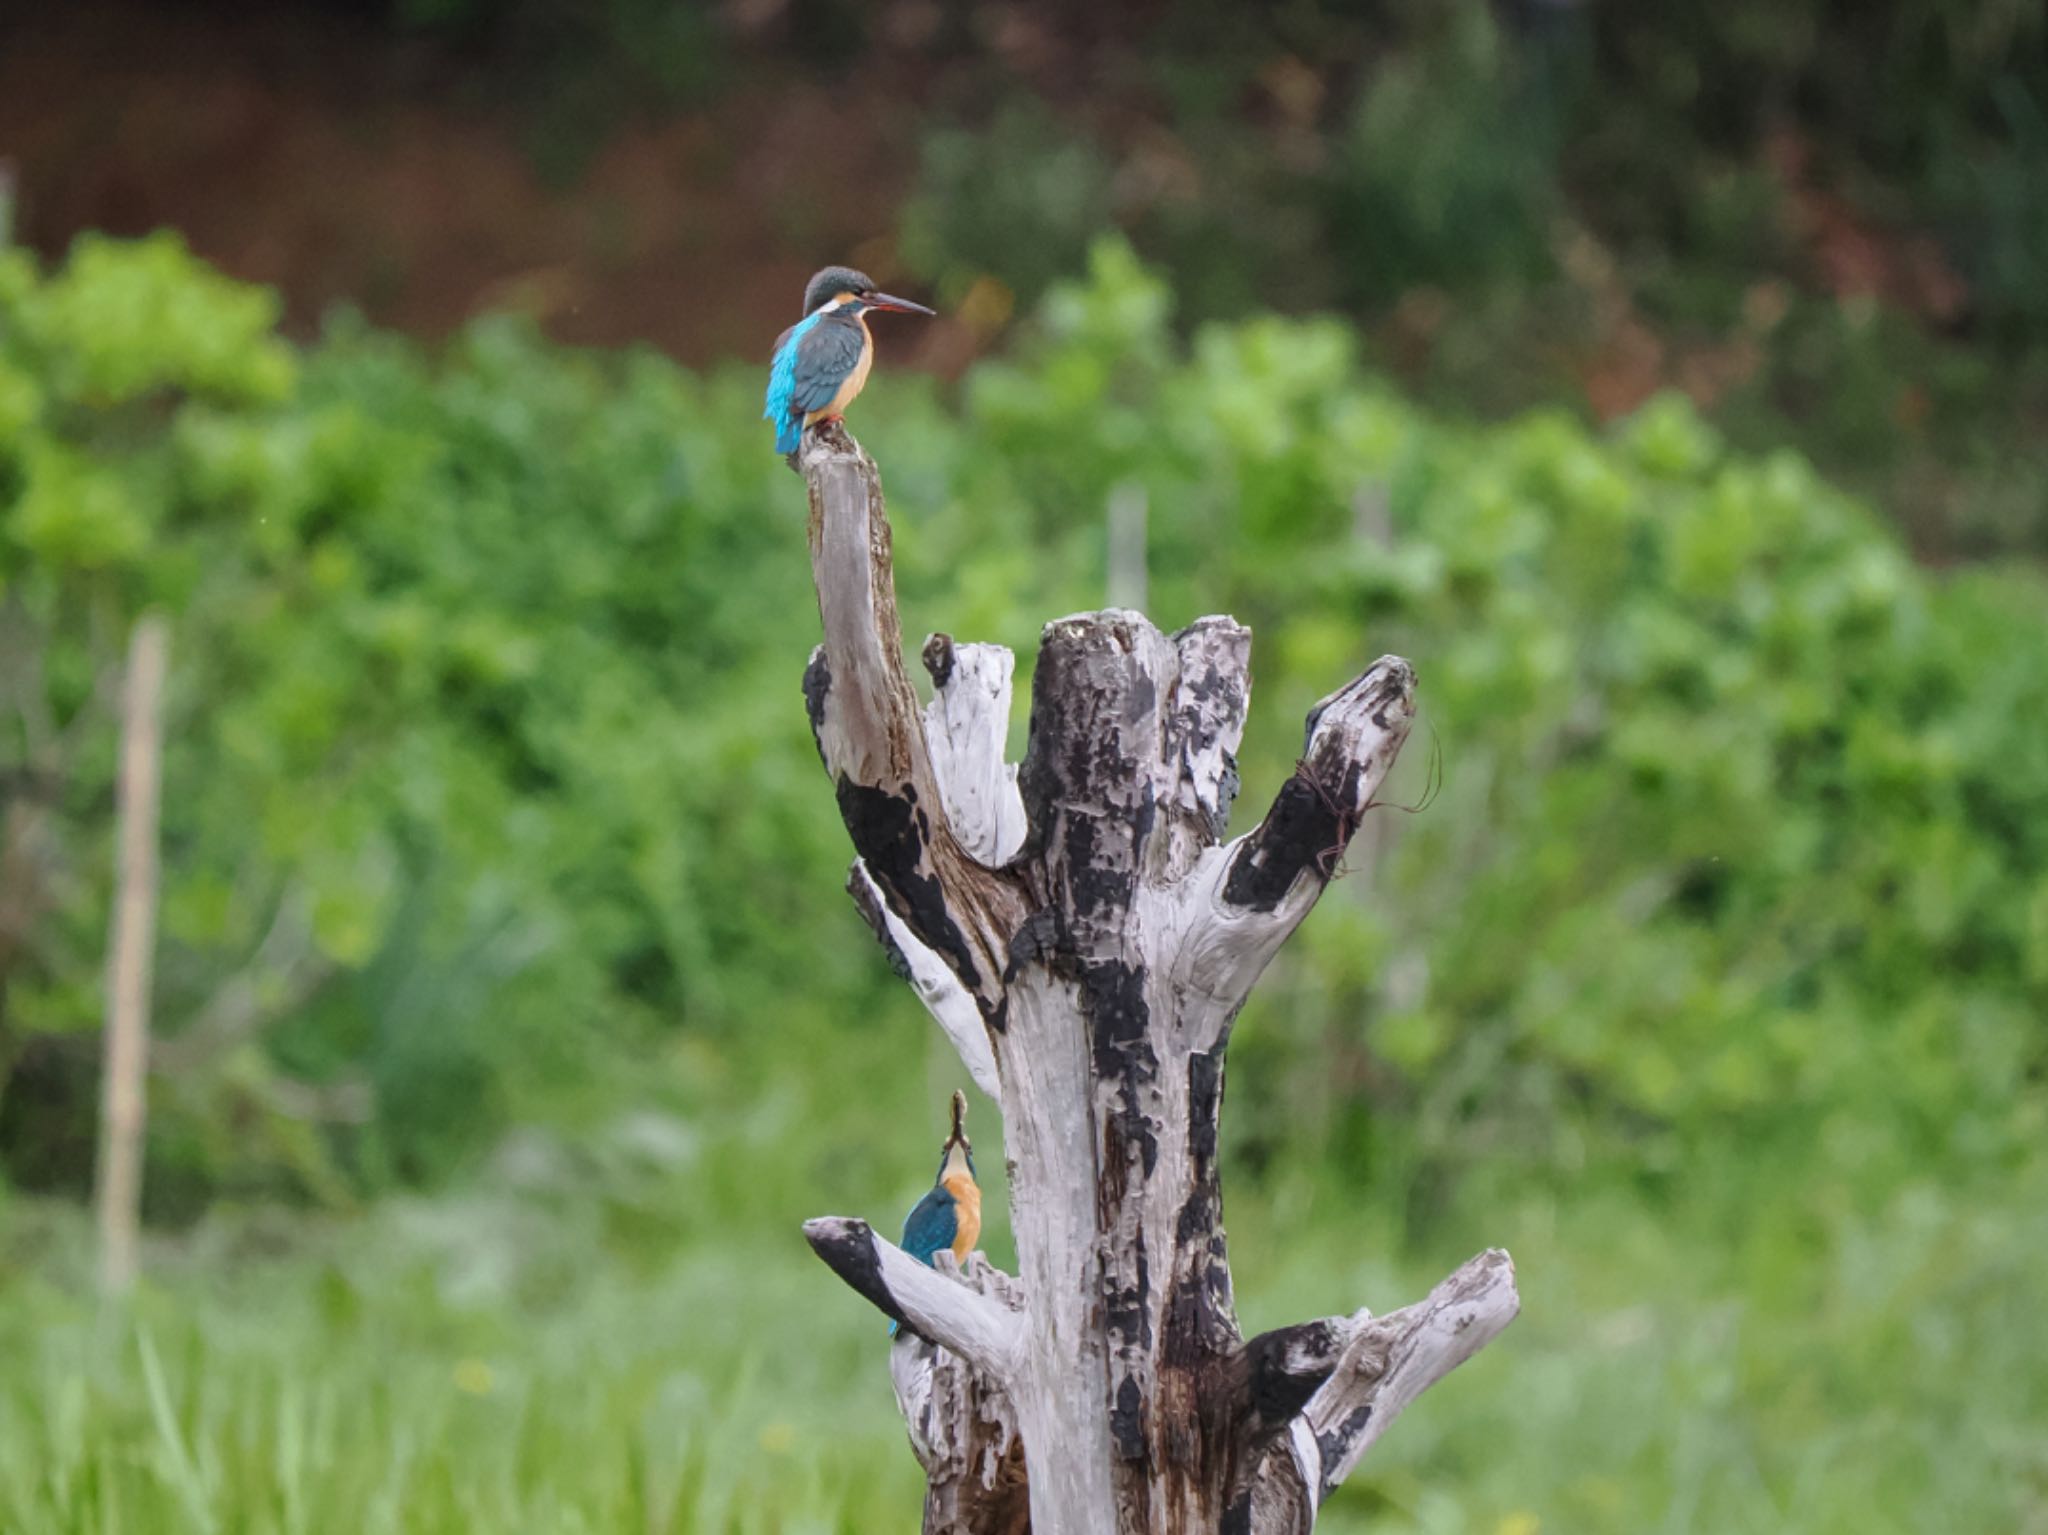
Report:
797,422,1517,1533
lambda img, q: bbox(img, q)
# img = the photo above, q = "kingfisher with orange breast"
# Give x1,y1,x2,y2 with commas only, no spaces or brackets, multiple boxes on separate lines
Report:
891,1091,981,1336
765,265,934,457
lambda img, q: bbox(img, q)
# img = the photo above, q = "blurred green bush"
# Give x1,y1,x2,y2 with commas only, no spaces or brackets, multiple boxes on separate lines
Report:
1,233,2043,1246
0,232,875,1204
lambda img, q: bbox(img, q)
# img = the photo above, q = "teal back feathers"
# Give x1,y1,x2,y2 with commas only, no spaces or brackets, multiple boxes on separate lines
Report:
764,310,823,455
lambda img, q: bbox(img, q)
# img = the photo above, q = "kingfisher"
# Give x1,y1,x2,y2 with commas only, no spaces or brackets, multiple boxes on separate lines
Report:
892,1090,982,1337
764,265,934,456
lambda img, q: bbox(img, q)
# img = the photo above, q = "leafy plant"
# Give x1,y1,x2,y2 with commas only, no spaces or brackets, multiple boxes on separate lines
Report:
4,235,2044,1266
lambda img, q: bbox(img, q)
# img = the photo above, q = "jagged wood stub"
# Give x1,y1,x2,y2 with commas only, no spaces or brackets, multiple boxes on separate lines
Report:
796,421,1518,1535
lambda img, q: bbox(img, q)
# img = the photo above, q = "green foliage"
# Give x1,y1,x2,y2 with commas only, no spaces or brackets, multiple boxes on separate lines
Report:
951,246,2048,1232
901,103,1118,315
1571,0,2048,315
1323,5,1560,304
5,231,2046,1236
891,0,2048,556
0,236,893,1200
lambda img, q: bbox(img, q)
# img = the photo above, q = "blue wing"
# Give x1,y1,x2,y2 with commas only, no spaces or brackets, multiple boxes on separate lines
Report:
764,313,865,454
764,313,820,455
900,1186,958,1265
890,1185,958,1338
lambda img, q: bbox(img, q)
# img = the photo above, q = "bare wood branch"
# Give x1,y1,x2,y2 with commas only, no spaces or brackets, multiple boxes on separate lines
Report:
920,635,1027,867
1234,1251,1519,1532
800,425,1026,1023
1157,616,1251,883
1222,657,1415,911
847,859,1002,1098
1172,656,1416,1052
1304,1248,1519,1497
1199,1312,1375,1530
803,1217,1027,1382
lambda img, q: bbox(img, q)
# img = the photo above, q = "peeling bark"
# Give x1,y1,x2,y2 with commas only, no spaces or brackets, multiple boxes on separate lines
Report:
796,423,1517,1534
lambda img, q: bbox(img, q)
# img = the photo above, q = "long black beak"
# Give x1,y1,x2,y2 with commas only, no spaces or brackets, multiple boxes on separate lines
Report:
866,292,935,317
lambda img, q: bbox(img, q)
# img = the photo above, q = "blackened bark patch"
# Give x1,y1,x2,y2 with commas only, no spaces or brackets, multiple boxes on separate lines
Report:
804,1220,905,1330
1111,1375,1147,1461
1174,1190,1214,1247
1162,1263,1233,1370
1206,1248,1233,1310
1085,959,1153,1084
835,777,983,995
1221,1488,1253,1535
1221,775,1344,911
1084,958,1159,1178
1003,907,1061,982
1171,1051,1227,1275
1188,1050,1223,1165
1103,1233,1153,1353
1016,629,1089,864
1018,614,1156,886
801,651,831,764
1244,1322,1340,1433
1171,661,1243,767
922,631,956,690
1316,1404,1373,1497
1061,815,1133,923
1125,668,1157,731
845,867,915,983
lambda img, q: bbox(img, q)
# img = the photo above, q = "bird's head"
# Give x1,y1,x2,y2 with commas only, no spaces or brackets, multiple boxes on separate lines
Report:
936,1088,975,1183
801,265,936,321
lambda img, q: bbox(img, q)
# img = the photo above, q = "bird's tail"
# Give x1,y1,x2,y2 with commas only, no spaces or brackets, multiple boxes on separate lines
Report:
775,414,803,455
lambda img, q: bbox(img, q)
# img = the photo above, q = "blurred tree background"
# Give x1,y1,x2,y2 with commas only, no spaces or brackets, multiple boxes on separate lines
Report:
0,3,2045,1533
8,0,2047,554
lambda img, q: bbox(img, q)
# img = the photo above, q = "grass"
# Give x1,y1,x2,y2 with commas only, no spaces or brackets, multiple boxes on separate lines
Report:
2,1140,2043,1534
0,1211,917,1534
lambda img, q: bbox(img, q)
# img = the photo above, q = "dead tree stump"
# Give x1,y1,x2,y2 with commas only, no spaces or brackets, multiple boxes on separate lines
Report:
797,423,1518,1534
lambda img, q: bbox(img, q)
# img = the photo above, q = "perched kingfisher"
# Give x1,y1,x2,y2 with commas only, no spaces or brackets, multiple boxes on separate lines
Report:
892,1091,982,1336
764,265,934,456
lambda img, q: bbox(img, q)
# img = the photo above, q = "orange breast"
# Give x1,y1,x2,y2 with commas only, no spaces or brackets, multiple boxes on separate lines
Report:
809,318,875,422
942,1171,981,1261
